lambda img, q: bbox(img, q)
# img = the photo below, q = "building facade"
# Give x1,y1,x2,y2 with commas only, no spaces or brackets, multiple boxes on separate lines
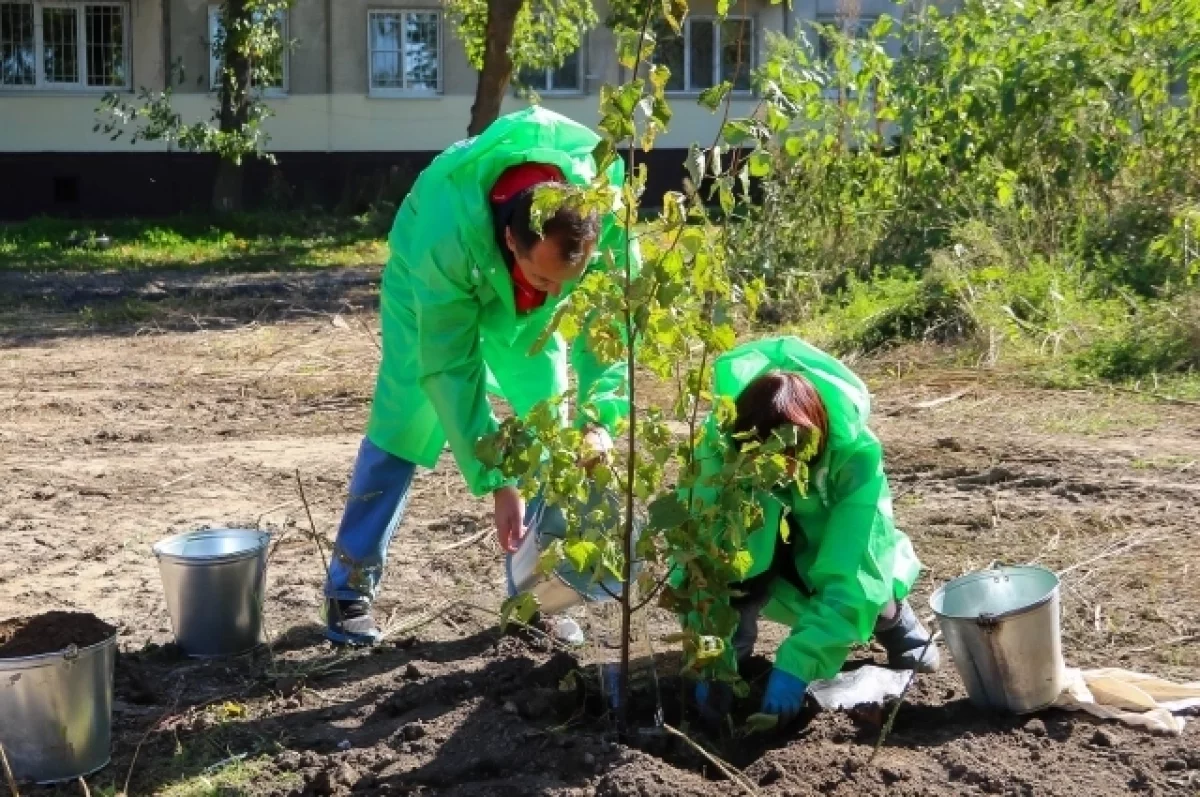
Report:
0,0,909,218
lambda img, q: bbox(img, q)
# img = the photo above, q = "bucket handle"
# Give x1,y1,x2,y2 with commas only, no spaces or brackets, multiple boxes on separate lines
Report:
976,612,1000,631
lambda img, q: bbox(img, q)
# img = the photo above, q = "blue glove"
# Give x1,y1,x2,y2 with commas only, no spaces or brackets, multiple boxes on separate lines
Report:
760,669,807,720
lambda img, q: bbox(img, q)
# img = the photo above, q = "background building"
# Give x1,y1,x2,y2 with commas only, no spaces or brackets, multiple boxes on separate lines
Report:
0,0,910,218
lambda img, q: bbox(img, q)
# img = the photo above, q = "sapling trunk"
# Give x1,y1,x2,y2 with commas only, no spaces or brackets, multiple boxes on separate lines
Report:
614,0,656,736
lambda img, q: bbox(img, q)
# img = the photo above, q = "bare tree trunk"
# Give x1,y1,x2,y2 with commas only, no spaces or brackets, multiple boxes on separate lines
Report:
467,0,526,137
213,0,253,213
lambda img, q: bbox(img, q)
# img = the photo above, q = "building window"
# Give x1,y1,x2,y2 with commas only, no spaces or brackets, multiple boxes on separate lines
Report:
519,45,584,94
654,17,753,94
0,1,128,90
208,5,288,96
368,10,441,96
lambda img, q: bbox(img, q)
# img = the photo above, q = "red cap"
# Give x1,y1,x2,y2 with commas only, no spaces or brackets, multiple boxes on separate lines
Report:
490,162,566,203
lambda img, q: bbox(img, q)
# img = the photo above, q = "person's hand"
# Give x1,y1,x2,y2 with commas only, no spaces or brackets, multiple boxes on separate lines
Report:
493,485,526,553
760,668,808,721
579,425,613,471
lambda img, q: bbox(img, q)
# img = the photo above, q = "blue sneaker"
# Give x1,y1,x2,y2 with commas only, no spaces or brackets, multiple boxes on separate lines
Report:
323,598,382,646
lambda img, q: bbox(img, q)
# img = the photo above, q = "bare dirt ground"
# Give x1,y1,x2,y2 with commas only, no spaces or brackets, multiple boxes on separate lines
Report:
2,307,1199,796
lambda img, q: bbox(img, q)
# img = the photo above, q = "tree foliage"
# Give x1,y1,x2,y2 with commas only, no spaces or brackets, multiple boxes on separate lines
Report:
95,0,292,211
479,0,1200,732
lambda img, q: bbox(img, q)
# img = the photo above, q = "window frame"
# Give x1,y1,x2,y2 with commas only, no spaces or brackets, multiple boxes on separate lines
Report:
207,4,290,98
655,15,755,96
0,0,130,92
366,8,444,98
518,38,586,96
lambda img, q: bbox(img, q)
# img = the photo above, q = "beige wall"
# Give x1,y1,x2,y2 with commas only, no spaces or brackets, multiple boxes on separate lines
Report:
0,0,924,152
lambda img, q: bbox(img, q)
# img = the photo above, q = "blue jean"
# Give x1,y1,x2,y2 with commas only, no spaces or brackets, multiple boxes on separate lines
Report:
325,437,537,603
325,438,418,601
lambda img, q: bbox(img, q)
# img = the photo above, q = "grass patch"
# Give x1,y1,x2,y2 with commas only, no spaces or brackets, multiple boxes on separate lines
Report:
0,213,389,273
156,755,301,797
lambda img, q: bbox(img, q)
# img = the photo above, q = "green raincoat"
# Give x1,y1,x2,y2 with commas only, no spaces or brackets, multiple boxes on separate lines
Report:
365,107,637,496
684,336,922,684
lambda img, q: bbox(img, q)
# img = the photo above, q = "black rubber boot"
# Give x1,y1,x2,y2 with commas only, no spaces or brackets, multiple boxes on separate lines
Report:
874,600,940,673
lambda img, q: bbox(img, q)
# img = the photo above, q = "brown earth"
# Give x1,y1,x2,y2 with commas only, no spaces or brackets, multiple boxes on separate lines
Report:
0,611,116,658
1,306,1198,796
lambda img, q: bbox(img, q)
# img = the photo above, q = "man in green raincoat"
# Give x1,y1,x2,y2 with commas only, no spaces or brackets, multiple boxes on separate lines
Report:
678,336,939,721
322,107,636,645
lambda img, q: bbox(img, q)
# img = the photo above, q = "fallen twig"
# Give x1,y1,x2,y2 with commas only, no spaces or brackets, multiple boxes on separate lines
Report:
257,499,300,529
1056,533,1164,582
1105,383,1200,408
432,527,491,555
77,777,90,797
661,723,760,796
202,753,248,775
1127,634,1200,654
0,743,19,797
911,388,970,410
377,601,459,642
122,681,185,796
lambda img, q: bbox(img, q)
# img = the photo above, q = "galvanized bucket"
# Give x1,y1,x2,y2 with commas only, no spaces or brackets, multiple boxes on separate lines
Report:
153,528,270,657
930,565,1064,714
0,632,116,784
506,489,643,616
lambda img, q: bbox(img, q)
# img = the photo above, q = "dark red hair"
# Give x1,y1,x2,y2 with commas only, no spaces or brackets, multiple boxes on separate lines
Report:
732,370,830,462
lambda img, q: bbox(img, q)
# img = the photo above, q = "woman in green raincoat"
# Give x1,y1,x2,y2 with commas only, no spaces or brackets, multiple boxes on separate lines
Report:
322,107,637,645
682,336,939,721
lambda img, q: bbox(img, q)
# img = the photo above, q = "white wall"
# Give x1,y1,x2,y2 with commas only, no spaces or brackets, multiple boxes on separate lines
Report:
0,93,764,152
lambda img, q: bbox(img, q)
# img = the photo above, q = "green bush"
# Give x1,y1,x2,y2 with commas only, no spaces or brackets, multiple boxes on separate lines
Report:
1080,293,1200,379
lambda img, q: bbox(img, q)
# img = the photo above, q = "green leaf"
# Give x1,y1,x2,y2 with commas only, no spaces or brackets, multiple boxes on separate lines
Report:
563,539,599,573
661,0,687,34
592,138,615,173
711,323,735,350
698,81,732,111
649,64,671,98
718,180,735,216
530,183,568,234
499,592,540,632
783,135,803,158
615,28,655,70
685,144,706,187
716,0,731,17
475,434,502,468
748,150,772,178
732,550,754,577
996,169,1017,208
722,119,755,146
766,102,790,134
648,492,689,530
745,713,780,734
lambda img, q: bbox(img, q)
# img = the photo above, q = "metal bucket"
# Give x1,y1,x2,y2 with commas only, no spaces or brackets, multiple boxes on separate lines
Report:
929,565,1064,714
506,489,643,616
0,633,116,784
153,528,270,657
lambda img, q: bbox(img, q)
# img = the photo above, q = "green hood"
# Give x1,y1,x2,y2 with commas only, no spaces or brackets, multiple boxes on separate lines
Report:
711,335,872,452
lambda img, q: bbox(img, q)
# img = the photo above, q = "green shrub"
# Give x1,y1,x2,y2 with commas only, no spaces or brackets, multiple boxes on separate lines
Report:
1079,293,1200,379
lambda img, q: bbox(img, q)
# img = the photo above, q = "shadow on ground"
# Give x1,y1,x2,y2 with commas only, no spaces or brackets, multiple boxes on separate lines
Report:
0,265,382,345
